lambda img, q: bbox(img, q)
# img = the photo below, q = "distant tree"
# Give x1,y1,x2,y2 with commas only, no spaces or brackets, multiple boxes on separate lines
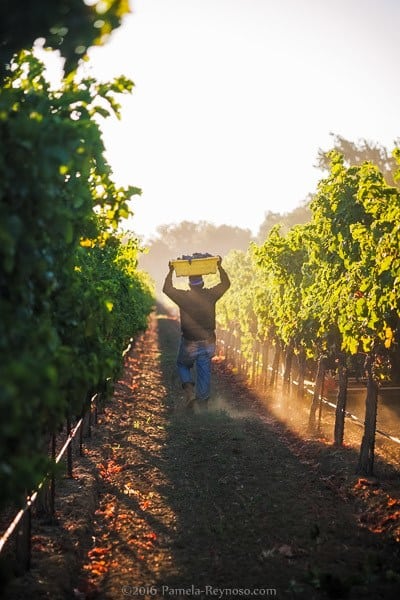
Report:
0,0,130,79
316,133,400,187
256,133,400,245
153,220,252,257
139,220,253,298
256,211,283,242
256,200,311,243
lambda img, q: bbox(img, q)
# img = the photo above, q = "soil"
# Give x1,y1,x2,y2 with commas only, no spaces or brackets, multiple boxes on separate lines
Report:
2,309,400,600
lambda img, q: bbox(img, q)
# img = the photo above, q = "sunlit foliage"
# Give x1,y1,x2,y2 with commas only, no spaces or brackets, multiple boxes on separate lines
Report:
0,53,153,507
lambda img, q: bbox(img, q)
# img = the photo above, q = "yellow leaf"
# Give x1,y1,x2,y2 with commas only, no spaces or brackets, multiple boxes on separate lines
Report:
385,327,393,348
105,300,113,312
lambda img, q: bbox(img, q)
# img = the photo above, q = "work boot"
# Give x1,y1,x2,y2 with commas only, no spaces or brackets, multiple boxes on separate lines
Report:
196,397,209,411
182,382,195,409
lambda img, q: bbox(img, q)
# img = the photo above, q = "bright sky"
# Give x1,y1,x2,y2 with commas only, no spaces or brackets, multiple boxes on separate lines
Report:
81,0,400,241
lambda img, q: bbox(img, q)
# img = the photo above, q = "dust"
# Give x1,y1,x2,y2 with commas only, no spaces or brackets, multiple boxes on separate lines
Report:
198,394,254,420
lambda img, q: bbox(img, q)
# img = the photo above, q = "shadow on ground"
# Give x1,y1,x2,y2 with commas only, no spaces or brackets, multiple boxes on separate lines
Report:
152,311,400,599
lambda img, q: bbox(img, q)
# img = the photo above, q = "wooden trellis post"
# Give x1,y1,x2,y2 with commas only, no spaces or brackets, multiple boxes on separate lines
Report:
269,342,281,389
251,340,258,386
261,341,269,391
357,354,379,475
308,354,328,431
15,502,31,574
297,348,306,401
334,355,348,446
283,343,294,391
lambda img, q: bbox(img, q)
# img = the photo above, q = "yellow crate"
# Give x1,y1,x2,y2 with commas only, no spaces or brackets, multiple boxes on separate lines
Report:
171,256,219,277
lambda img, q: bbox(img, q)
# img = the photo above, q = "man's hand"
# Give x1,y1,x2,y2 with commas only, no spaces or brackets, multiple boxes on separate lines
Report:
217,255,222,267
168,261,174,273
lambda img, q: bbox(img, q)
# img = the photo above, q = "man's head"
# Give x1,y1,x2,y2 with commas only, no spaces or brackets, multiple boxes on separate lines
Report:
189,275,204,288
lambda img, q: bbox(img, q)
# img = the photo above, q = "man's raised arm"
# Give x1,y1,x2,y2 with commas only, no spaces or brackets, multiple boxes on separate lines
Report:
162,262,175,297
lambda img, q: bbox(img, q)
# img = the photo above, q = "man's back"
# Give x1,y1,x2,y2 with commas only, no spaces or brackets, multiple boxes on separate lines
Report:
162,259,230,341
163,285,223,341
162,256,230,408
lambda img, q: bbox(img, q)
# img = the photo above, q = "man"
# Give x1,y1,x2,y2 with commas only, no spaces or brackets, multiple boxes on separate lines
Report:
163,256,230,409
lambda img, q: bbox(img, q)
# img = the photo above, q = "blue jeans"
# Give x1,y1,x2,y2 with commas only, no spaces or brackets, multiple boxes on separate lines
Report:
177,338,215,402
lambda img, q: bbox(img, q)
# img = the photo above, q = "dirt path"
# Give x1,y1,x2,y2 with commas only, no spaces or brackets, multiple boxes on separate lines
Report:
3,311,400,600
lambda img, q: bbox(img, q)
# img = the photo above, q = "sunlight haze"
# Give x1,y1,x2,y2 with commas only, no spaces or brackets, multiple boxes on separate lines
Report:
80,0,400,240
